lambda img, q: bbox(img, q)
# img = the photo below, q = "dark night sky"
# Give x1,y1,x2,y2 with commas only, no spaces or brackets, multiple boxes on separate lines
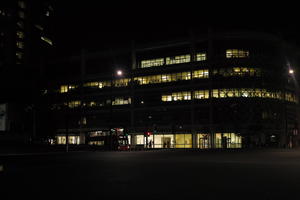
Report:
52,2,300,55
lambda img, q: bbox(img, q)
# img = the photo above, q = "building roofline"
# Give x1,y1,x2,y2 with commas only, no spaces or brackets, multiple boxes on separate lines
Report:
48,30,286,64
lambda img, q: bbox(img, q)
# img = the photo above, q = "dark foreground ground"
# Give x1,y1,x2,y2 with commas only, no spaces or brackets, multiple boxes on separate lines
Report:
1,149,300,199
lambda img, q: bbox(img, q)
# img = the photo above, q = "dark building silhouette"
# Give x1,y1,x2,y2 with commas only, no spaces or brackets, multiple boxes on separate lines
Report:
0,0,54,143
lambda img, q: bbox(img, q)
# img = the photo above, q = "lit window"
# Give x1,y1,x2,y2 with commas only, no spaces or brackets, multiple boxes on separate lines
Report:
173,72,191,81
161,74,171,82
41,36,53,46
68,85,77,91
196,53,206,61
112,97,131,105
162,95,172,102
193,70,209,79
183,91,191,100
215,133,242,148
113,78,130,87
16,51,23,60
56,136,80,145
168,91,191,101
285,93,297,103
141,58,164,68
175,134,192,148
233,67,241,74
67,101,81,108
166,54,191,65
240,89,249,97
60,85,68,93
212,89,219,98
16,41,24,49
16,31,24,39
226,49,249,58
194,90,209,99
84,82,98,88
134,72,192,85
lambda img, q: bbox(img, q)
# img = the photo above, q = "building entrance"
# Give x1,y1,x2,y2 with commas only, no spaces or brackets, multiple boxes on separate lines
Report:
199,138,209,149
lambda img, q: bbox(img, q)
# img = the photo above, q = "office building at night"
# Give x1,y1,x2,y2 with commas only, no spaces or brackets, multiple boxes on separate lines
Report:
0,0,54,142
43,31,300,148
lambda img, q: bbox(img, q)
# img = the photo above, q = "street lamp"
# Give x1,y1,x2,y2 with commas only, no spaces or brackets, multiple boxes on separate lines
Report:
116,70,123,76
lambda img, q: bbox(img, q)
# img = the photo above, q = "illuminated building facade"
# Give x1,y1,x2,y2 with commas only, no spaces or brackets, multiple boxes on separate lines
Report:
44,31,300,148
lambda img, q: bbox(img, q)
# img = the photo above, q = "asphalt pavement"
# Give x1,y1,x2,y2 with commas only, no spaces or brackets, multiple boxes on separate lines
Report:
1,149,300,199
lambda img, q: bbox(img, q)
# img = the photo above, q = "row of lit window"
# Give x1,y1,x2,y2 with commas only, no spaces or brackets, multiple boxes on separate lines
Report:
140,49,249,69
55,89,296,109
61,69,209,93
133,133,241,148
140,53,206,68
55,133,241,148
61,70,208,93
61,97,132,108
162,89,297,103
213,67,261,77
134,70,209,85
83,81,111,89
59,67,261,93
104,68,254,88
226,49,249,58
112,97,131,105
123,67,255,86
211,89,283,99
60,85,77,93
166,54,191,65
83,79,130,89
162,90,211,102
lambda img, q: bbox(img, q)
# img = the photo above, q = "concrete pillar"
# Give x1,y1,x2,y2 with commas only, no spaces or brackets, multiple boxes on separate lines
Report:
192,133,198,148
208,28,214,149
131,134,137,145
130,41,136,134
80,133,85,145
189,30,197,149
80,49,86,144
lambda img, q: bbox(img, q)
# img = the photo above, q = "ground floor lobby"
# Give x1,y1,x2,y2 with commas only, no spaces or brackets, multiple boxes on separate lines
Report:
55,132,243,149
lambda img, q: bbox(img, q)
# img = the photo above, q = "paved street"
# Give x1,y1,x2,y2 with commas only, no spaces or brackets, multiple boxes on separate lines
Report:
1,149,300,199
